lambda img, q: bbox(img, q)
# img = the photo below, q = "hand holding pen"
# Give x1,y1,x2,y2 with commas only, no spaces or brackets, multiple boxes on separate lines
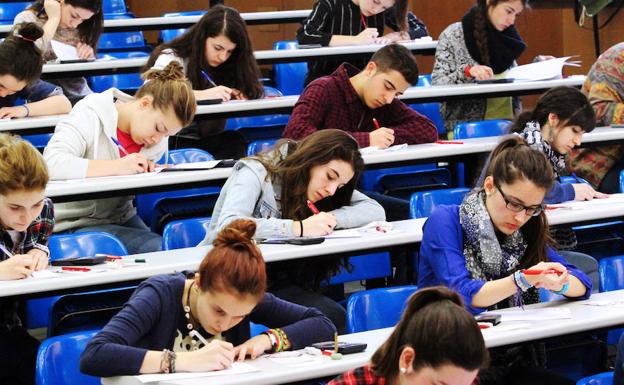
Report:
369,118,395,149
300,200,336,236
0,244,34,280
199,70,234,101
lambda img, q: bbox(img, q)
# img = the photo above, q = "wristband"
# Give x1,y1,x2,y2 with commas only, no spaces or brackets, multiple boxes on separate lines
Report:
299,221,303,237
264,330,279,353
22,104,30,117
464,65,473,79
551,282,570,295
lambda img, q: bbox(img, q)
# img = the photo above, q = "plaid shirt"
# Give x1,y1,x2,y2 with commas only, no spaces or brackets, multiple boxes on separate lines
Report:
328,366,386,385
0,198,54,332
282,63,438,148
569,43,624,187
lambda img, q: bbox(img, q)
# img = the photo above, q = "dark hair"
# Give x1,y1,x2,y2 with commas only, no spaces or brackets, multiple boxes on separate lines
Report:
370,44,419,85
481,136,554,267
473,0,529,66
0,23,44,84
372,286,489,381
392,0,409,32
198,219,266,297
145,5,263,100
510,86,595,134
30,0,103,49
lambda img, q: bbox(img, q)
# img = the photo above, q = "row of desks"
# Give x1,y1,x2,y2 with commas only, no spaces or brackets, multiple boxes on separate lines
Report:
0,77,586,135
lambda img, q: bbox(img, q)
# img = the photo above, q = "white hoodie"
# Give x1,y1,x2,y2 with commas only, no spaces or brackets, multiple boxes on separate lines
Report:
44,89,168,232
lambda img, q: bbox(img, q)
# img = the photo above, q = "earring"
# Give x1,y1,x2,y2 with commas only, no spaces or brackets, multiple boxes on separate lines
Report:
400,367,407,374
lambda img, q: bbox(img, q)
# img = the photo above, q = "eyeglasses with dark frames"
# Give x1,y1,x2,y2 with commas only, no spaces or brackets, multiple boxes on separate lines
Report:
493,181,544,217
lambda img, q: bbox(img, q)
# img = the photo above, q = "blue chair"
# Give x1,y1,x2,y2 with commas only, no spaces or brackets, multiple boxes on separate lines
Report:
598,255,624,344
409,187,470,218
453,119,512,139
135,149,221,233
22,134,53,152
374,168,451,200
575,372,613,385
410,74,445,136
247,139,278,156
98,30,148,52
162,217,211,250
328,253,392,286
103,0,127,15
159,11,205,42
345,286,418,333
36,329,101,385
24,232,128,331
250,322,269,337
0,2,30,22
273,41,308,96
89,51,149,93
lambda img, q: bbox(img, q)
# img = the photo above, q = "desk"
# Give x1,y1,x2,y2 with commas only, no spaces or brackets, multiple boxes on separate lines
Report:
102,290,624,385
39,41,437,79
2,77,586,136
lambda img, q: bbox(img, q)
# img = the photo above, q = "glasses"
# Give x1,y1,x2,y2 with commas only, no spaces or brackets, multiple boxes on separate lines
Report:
494,182,544,217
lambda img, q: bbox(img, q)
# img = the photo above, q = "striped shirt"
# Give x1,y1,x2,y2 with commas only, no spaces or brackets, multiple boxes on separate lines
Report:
296,0,428,84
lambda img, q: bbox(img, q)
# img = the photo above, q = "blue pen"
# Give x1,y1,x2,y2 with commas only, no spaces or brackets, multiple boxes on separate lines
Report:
200,70,217,88
111,136,129,156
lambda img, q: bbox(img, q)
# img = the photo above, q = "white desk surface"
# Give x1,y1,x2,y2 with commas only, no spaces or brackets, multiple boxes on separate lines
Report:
102,289,624,385
0,219,425,298
0,77,586,133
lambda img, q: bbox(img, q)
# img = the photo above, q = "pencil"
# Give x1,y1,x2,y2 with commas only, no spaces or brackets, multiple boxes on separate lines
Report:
334,332,338,353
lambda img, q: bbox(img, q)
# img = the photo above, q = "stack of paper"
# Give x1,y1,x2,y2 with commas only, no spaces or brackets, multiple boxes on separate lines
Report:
505,56,581,82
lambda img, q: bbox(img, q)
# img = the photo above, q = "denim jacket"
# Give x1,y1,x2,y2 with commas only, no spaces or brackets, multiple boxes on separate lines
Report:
200,146,385,245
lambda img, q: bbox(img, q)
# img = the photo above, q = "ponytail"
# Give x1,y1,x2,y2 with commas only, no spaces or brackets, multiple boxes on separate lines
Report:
137,61,196,127
0,133,49,195
371,286,488,380
0,23,44,84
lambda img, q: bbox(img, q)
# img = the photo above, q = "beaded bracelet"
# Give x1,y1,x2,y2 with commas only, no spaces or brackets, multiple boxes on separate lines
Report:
160,349,175,373
551,282,570,295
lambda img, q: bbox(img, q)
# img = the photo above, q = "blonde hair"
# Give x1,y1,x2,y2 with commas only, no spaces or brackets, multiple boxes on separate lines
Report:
0,134,49,195
137,61,196,127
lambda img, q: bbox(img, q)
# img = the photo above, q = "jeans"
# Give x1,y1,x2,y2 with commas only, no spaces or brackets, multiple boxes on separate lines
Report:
68,215,162,255
0,327,39,385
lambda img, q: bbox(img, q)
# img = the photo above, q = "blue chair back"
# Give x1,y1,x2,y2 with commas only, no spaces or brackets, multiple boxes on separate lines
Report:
168,148,214,164
346,286,418,333
162,217,211,250
98,31,147,51
453,119,512,139
409,187,470,218
103,0,127,15
375,168,451,200
247,139,278,156
329,253,392,285
89,52,149,93
36,329,101,385
225,86,289,142
599,255,624,292
410,74,445,135
250,322,269,337
273,41,307,96
159,11,204,42
619,170,624,193
22,134,53,151
0,2,30,21
575,372,613,385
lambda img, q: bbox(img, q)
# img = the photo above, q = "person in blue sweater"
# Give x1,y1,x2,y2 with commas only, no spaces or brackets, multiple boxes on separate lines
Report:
419,136,592,316
80,219,336,376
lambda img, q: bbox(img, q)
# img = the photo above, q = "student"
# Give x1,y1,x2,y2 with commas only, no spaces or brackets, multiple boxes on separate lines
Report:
144,5,264,159
43,62,195,255
283,44,437,149
0,134,54,385
14,0,104,103
328,286,489,385
0,23,71,119
569,42,624,194
80,219,336,376
297,0,429,85
432,0,528,135
200,129,386,332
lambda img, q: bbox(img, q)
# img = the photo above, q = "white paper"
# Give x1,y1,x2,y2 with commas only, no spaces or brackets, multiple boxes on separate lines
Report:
51,40,81,60
549,193,624,210
267,353,323,366
359,144,408,154
135,362,259,383
324,229,362,239
505,56,578,82
169,160,221,169
487,308,572,322
584,299,624,308
30,270,63,279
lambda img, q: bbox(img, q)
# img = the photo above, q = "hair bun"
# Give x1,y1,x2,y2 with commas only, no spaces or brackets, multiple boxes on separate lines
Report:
213,219,257,249
14,22,44,43
142,61,186,82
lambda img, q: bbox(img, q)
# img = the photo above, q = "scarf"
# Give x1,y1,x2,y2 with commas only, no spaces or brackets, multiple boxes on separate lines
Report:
460,191,540,309
461,5,527,74
518,122,567,177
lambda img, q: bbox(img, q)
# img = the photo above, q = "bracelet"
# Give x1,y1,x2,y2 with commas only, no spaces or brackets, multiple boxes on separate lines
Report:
22,104,30,117
551,282,570,295
299,221,303,237
275,328,291,351
513,271,532,292
160,349,173,373
264,329,281,352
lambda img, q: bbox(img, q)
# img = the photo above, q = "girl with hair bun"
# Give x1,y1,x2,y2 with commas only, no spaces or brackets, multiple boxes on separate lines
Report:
43,61,196,254
80,219,335,377
0,133,54,385
328,286,489,385
0,22,71,119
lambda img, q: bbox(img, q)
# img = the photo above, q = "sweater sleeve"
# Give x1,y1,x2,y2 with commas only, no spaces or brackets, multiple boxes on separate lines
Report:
13,11,49,54
296,0,334,46
431,25,473,86
330,190,386,229
80,284,164,377
544,181,576,204
419,206,487,314
282,81,329,141
378,101,438,144
250,293,336,349
384,11,429,39
547,247,592,299
585,79,624,126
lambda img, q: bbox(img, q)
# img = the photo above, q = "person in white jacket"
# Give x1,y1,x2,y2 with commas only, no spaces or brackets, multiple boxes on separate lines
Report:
43,62,196,254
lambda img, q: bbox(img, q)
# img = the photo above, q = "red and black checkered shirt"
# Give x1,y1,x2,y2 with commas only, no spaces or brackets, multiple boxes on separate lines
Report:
328,365,387,385
283,63,438,148
0,198,55,260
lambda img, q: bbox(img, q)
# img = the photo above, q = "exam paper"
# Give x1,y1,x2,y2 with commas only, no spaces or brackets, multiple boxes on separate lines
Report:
51,40,81,60
505,56,580,82
135,362,259,383
487,308,572,322
168,160,221,169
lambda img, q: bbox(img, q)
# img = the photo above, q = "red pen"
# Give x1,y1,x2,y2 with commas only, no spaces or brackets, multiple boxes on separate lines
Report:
372,118,380,130
62,266,91,272
306,200,320,215
436,140,464,144
522,269,563,276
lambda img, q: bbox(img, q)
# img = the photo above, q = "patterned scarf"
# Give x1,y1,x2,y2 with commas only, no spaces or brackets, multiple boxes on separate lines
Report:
460,191,540,309
518,122,567,177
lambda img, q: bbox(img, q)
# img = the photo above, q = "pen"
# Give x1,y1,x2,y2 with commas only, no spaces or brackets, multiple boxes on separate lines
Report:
200,70,217,88
372,118,380,130
0,243,14,258
111,137,129,156
522,269,563,276
189,330,209,346
62,266,91,272
435,140,464,144
333,332,339,353
306,199,320,215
